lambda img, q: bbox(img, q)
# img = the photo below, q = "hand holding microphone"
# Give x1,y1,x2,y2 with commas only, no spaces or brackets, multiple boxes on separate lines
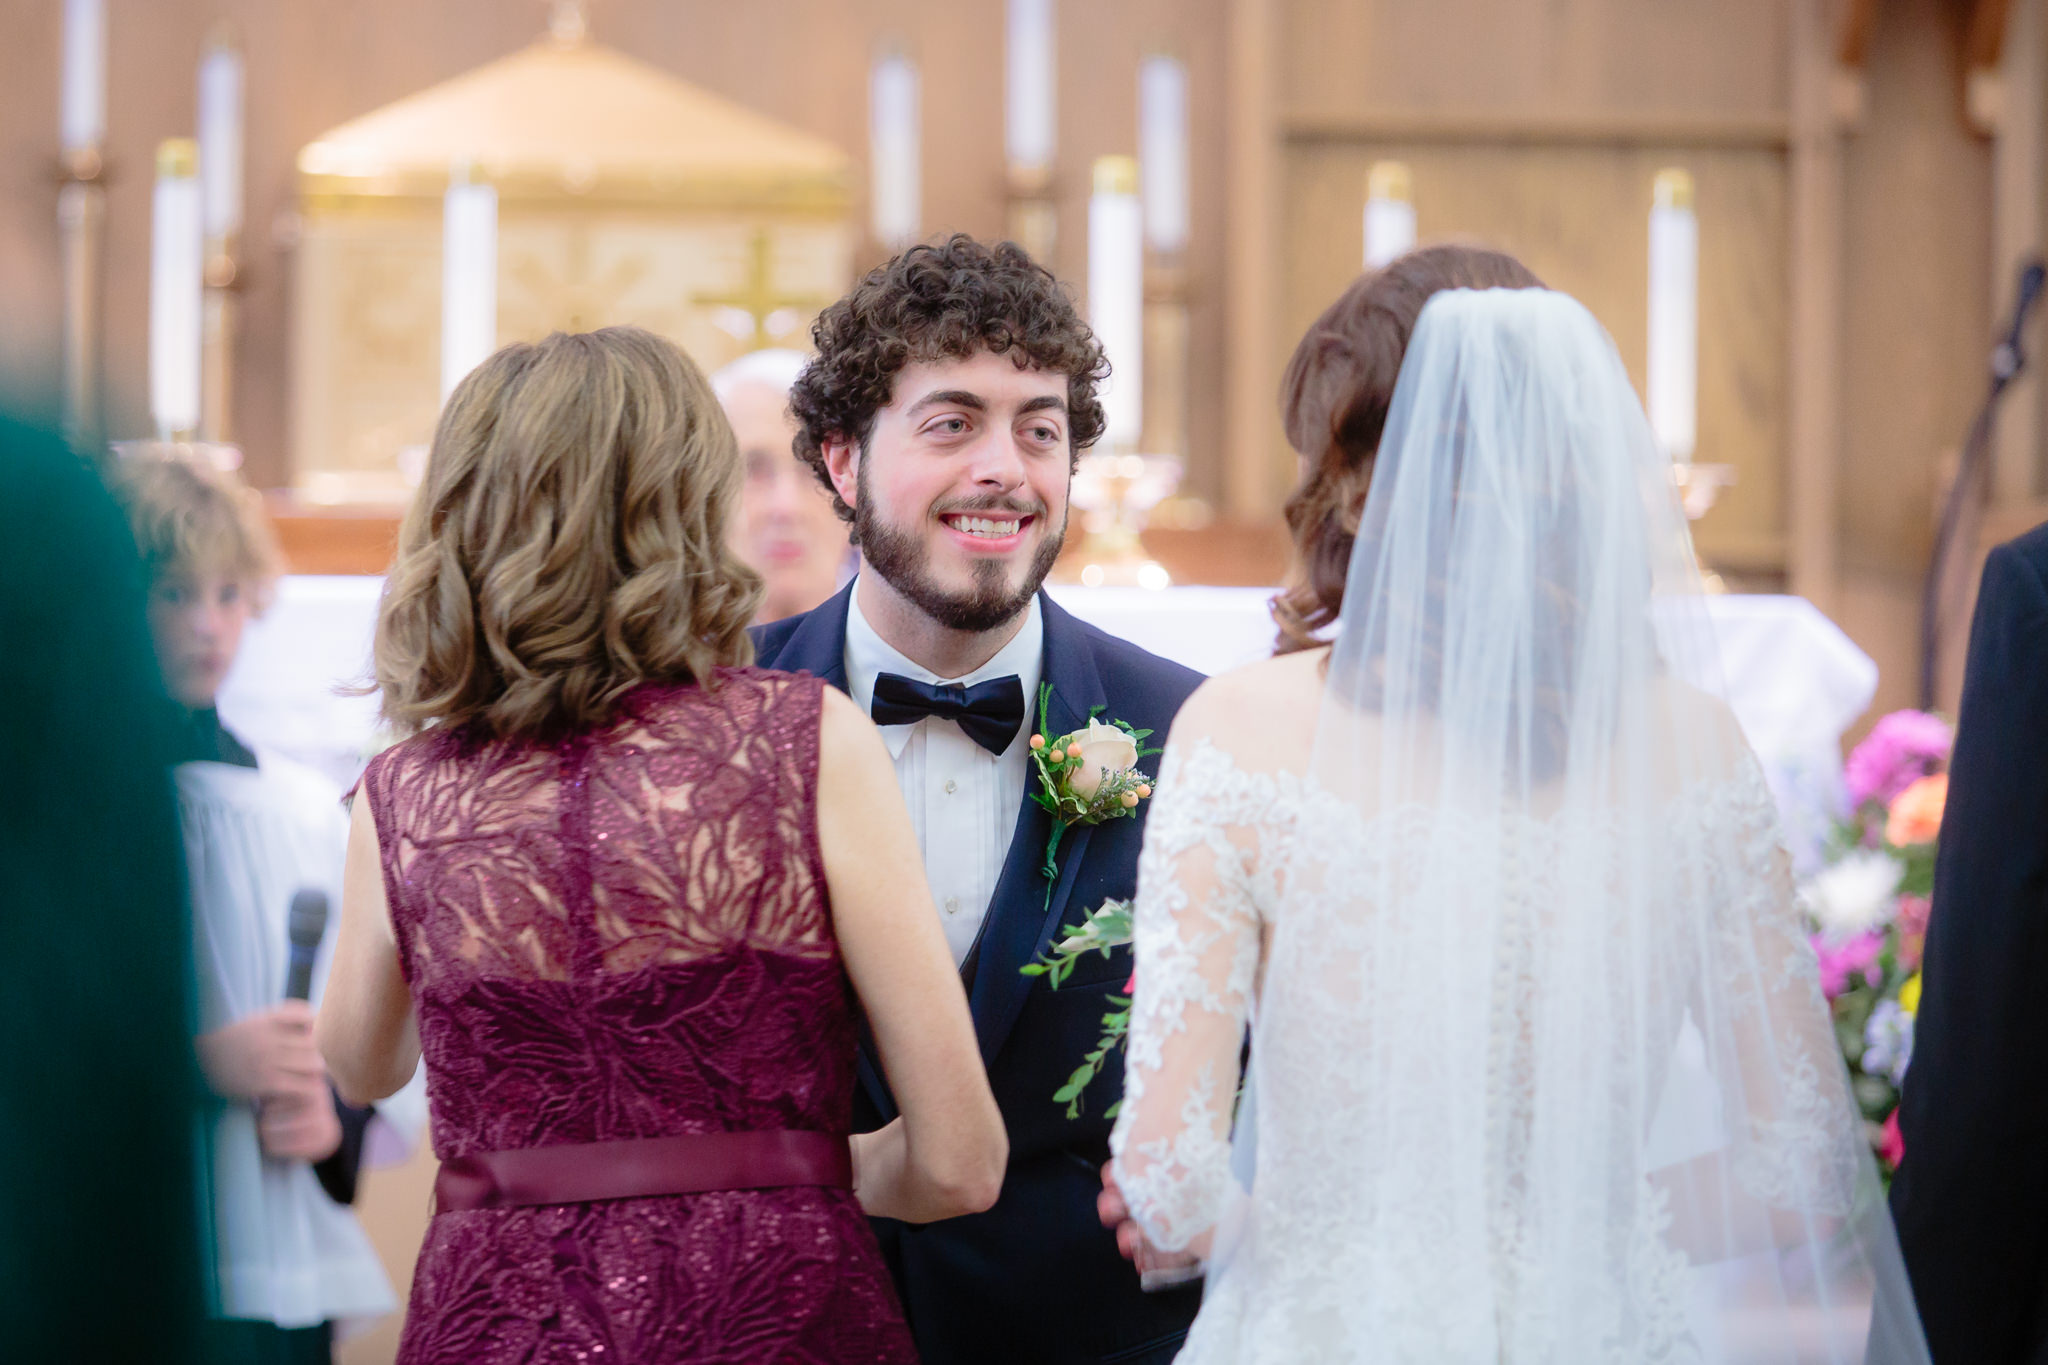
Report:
195,1001,322,1100
195,888,342,1160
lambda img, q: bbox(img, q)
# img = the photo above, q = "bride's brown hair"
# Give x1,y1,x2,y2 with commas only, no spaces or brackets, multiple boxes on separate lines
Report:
1272,244,1542,654
374,326,762,740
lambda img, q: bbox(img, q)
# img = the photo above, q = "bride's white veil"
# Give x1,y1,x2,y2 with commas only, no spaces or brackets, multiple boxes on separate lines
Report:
1229,288,1928,1360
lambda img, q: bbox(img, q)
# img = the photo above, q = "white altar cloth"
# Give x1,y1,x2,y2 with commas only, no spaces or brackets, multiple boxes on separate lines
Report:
219,578,1875,864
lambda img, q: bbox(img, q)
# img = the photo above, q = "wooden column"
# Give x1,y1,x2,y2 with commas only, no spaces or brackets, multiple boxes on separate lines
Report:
1786,0,1848,612
1990,0,2042,505
1223,0,1283,518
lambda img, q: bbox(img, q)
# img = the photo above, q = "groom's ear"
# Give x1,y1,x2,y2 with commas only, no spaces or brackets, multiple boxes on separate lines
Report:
821,433,860,512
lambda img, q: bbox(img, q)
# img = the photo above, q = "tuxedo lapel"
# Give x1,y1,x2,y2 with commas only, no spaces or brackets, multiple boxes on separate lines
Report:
967,594,1108,1068
765,581,854,692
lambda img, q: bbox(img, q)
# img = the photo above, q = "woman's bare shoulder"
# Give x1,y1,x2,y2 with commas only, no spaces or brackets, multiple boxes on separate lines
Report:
1170,648,1330,762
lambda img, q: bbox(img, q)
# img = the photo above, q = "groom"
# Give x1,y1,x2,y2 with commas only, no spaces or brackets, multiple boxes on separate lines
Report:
753,234,1203,1365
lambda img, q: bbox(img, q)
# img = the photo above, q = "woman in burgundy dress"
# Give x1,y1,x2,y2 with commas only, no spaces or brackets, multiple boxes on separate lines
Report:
317,327,1006,1363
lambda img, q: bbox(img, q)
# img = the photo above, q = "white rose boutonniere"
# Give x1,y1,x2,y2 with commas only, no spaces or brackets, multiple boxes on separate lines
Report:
1026,685,1158,880
1065,718,1140,799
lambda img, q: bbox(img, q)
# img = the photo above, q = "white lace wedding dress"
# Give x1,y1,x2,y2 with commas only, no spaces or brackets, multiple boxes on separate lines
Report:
1108,288,1927,1363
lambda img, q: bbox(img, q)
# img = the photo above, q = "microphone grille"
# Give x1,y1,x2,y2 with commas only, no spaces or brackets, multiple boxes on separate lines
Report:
288,888,330,951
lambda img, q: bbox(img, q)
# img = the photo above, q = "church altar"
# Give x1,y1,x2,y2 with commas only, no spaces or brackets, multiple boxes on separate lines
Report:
218,577,1876,862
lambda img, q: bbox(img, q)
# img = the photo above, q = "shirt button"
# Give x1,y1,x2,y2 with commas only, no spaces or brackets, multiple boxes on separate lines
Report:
944,779,958,795
944,897,959,915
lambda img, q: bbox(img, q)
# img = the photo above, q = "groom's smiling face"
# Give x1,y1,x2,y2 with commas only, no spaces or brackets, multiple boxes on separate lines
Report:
823,350,1072,633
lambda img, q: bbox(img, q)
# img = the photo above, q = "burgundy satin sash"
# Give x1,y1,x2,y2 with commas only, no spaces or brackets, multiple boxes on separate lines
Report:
433,1130,853,1212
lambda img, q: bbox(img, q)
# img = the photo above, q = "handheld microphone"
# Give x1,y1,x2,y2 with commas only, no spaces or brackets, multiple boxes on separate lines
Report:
285,889,329,1002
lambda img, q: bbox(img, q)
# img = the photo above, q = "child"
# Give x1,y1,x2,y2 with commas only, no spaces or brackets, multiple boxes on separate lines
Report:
111,451,397,1365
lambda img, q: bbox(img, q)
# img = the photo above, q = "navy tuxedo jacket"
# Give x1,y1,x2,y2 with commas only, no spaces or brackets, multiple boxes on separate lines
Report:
1891,523,2048,1363
753,583,1205,1365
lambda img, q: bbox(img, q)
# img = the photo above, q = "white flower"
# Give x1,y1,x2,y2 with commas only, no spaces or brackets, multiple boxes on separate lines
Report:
1065,718,1139,800
1798,848,1906,937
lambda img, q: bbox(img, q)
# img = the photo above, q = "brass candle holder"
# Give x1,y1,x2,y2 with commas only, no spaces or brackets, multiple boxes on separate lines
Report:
56,144,106,446
1062,450,1182,589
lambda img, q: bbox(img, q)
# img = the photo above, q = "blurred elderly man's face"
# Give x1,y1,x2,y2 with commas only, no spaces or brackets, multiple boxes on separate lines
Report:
724,379,849,624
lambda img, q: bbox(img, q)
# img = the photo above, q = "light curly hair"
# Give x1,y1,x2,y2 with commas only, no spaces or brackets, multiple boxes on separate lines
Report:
374,327,763,741
106,448,283,612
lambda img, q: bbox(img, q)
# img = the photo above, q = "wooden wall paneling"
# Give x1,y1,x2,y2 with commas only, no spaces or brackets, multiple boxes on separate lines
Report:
1787,0,1847,612
1055,0,1232,507
1993,0,2043,505
1831,0,1995,723
1838,0,1993,581
1225,0,1286,518
1279,0,1787,123
1281,137,1789,572
0,0,66,399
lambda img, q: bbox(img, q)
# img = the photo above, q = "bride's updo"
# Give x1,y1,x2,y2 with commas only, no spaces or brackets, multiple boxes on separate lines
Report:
1272,243,1542,654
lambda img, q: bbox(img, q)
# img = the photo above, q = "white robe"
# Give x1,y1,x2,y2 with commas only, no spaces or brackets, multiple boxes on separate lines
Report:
177,754,413,1330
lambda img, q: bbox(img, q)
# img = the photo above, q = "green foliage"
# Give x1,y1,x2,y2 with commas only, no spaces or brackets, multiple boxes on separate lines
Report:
1021,898,1137,1117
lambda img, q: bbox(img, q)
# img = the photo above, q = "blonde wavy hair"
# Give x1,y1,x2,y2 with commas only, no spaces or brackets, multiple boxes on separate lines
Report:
107,448,283,610
374,327,763,740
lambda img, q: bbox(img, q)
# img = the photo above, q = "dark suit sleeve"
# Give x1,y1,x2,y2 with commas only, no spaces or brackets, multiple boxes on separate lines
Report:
1891,537,2048,1361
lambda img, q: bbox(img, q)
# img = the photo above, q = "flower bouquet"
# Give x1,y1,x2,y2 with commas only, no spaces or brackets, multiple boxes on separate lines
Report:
1798,709,1951,1175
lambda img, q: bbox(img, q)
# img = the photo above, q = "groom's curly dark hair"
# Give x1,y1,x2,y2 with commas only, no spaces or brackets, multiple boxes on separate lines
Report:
788,234,1109,528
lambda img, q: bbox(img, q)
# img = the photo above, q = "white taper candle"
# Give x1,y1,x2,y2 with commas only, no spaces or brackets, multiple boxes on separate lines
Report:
1647,168,1699,464
441,167,499,401
150,140,204,438
1089,156,1144,452
1006,0,1056,175
1139,56,1189,255
1363,161,1415,269
61,0,107,154
870,52,922,250
197,39,244,241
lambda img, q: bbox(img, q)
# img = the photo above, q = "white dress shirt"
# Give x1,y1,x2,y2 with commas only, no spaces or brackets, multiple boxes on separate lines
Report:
844,581,1044,966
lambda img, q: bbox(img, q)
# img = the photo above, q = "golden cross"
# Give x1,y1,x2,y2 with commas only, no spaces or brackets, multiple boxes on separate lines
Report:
692,230,837,352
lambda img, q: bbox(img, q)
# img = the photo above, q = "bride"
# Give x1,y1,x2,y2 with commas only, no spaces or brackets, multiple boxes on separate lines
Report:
1106,280,1930,1361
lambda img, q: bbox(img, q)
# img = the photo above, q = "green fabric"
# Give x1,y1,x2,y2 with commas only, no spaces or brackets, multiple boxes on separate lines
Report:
205,1318,334,1365
0,413,211,1361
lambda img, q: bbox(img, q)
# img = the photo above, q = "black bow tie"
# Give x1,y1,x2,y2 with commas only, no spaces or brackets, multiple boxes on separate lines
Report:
870,672,1026,756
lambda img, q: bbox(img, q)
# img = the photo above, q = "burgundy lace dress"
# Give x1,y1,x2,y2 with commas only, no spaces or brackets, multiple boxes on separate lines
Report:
358,670,915,1364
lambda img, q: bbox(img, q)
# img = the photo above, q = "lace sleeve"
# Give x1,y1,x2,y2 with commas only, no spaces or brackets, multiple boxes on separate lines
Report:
1707,758,1864,1219
1110,738,1272,1254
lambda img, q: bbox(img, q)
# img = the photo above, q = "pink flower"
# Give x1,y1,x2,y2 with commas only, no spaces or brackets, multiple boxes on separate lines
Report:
1813,930,1885,999
1878,1108,1905,1169
1896,895,1932,971
1123,972,1135,995
1845,711,1952,810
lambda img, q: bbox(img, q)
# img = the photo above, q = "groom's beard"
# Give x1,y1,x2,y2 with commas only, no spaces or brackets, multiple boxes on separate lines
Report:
856,474,1066,634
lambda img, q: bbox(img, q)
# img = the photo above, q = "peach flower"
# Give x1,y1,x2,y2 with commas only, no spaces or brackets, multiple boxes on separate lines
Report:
1885,774,1948,847
1065,719,1138,800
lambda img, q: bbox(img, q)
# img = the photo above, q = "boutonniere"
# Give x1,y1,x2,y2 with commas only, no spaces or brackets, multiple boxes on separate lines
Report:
1025,682,1160,883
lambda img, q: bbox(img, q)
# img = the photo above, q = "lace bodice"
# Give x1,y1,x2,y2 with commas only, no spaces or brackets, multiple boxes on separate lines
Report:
360,670,914,1364
1111,736,1869,1363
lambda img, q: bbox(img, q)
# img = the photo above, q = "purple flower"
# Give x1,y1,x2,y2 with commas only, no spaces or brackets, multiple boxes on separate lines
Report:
1845,711,1952,810
1812,929,1885,1000
1863,999,1915,1086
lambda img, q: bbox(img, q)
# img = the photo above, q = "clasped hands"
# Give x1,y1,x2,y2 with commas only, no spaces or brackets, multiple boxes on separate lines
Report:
195,1000,343,1163
1098,1161,1202,1284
